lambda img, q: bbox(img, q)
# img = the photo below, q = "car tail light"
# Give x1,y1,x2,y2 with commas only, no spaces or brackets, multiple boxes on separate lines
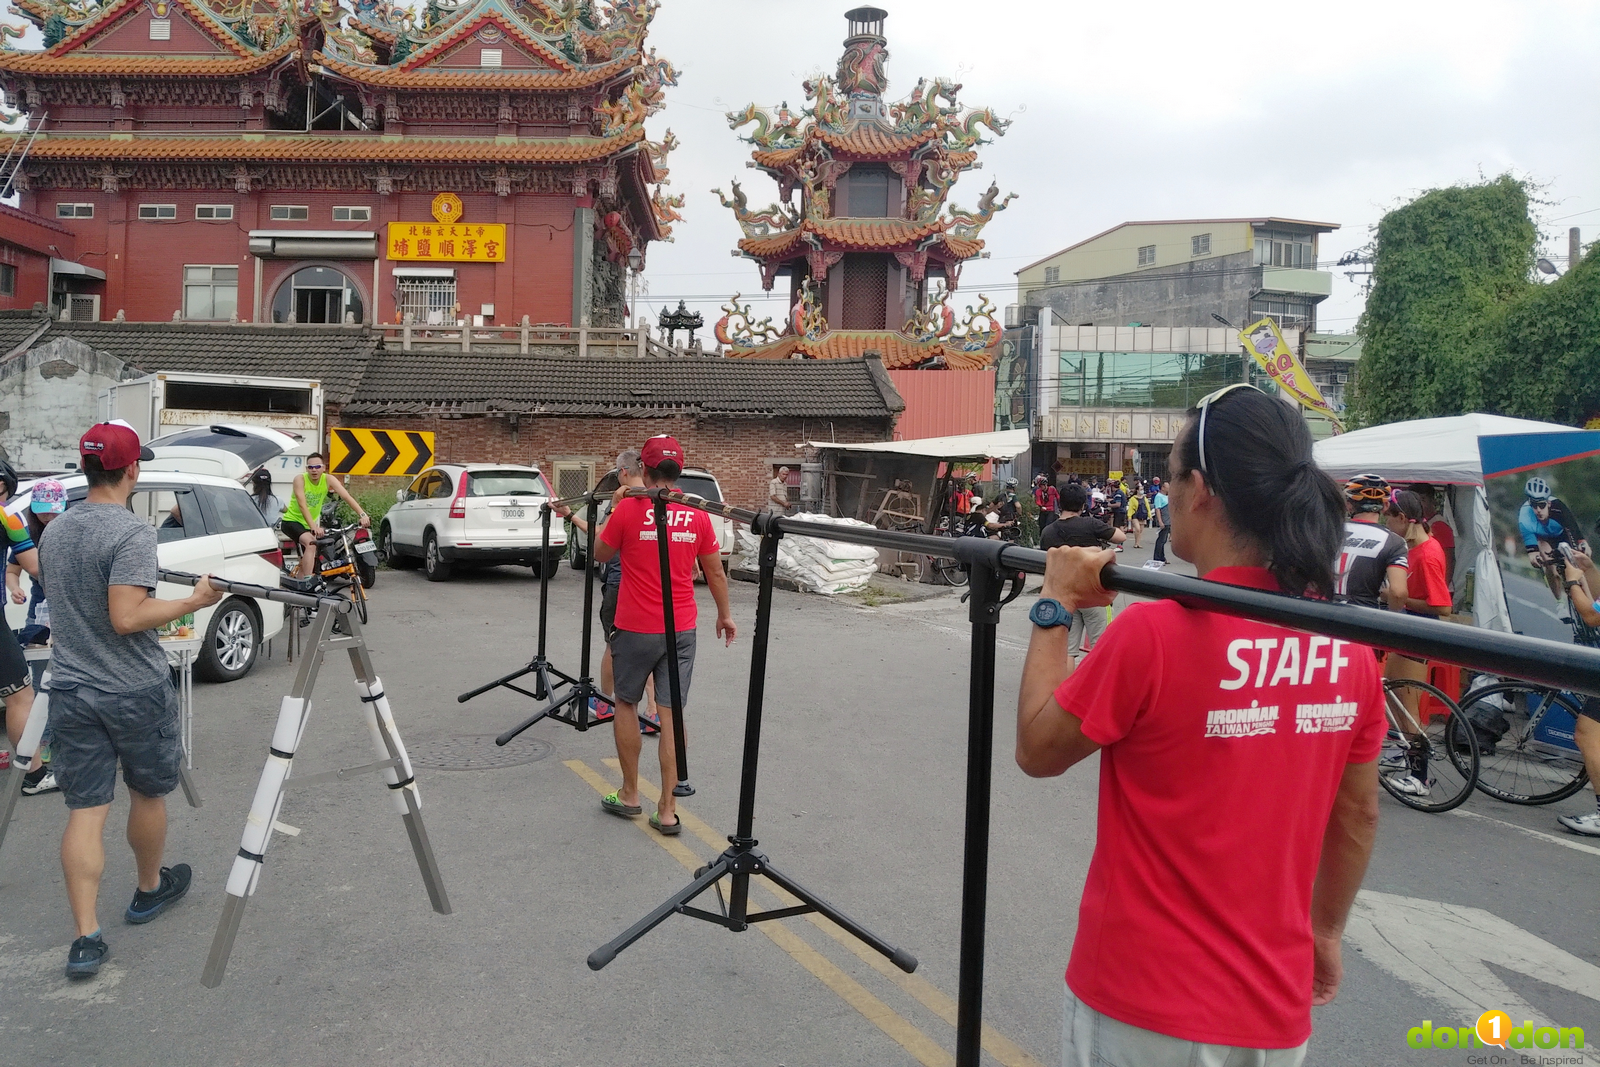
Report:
449,472,469,519
257,547,284,569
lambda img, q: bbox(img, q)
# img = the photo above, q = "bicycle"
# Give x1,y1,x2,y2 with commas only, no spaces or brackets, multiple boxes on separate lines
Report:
928,513,987,587
281,515,372,631
1378,676,1479,813
1457,681,1590,805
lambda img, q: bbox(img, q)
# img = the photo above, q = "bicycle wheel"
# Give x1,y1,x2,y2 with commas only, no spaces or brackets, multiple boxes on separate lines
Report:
931,546,968,587
1461,682,1590,805
1378,678,1478,813
350,580,369,626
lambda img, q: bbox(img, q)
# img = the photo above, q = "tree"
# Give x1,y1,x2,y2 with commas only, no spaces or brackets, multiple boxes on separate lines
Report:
1489,250,1600,426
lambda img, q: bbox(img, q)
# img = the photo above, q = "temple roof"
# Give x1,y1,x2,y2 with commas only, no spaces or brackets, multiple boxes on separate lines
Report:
736,217,981,261
2,129,645,163
0,40,296,76
44,0,258,60
726,330,996,371
315,49,634,89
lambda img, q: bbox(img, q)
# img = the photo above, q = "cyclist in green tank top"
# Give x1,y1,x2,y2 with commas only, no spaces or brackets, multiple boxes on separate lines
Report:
283,451,369,578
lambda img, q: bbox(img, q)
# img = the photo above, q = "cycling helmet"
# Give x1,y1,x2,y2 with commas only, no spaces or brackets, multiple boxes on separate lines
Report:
1005,478,1018,489
1525,476,1552,502
0,459,16,498
1343,473,1390,513
970,495,983,507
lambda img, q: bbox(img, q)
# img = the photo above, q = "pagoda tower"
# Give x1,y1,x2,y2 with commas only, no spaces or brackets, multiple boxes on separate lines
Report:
713,6,1014,370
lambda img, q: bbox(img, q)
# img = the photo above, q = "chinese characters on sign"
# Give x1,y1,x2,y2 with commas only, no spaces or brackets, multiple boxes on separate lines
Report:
386,222,507,262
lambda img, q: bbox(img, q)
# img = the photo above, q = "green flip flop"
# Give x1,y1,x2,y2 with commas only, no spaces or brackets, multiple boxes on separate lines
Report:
649,811,682,836
601,792,641,817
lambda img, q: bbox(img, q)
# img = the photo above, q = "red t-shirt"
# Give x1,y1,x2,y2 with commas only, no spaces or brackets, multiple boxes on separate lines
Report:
600,495,717,634
1428,516,1455,552
1406,536,1452,612
1052,566,1386,1048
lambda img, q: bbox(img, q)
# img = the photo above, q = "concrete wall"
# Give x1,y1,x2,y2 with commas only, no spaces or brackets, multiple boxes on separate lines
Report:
0,336,130,469
1019,221,1255,288
1024,252,1263,328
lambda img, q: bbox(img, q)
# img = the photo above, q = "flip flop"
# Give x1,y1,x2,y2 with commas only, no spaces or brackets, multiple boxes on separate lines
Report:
601,792,641,817
649,812,682,836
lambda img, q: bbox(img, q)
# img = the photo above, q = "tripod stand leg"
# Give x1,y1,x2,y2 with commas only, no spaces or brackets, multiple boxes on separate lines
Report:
457,658,544,704
177,764,203,808
494,686,579,745
759,862,918,973
588,854,732,970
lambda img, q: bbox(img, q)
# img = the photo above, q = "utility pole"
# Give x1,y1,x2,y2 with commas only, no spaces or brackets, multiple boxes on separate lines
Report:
1571,227,1583,271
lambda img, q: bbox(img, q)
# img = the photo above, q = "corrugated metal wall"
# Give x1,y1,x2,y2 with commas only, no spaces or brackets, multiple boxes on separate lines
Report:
887,369,996,441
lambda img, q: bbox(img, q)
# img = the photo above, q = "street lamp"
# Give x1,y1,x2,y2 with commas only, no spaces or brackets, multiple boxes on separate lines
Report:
626,247,643,329
1536,257,1561,277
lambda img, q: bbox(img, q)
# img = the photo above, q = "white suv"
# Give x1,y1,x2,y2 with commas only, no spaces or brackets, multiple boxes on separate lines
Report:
7,471,287,682
380,463,566,582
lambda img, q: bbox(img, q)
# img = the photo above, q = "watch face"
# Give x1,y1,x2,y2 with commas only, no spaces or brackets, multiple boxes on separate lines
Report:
1032,598,1063,626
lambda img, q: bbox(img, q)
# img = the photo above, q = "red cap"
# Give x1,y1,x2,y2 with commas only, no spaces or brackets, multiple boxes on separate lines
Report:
640,434,684,469
79,422,154,468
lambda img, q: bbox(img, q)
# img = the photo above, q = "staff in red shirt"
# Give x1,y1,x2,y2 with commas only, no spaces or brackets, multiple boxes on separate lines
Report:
594,435,736,835
1015,385,1385,1066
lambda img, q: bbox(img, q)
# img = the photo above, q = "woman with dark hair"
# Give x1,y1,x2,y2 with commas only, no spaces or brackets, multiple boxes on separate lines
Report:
1380,489,1454,798
1016,385,1386,1066
247,467,285,524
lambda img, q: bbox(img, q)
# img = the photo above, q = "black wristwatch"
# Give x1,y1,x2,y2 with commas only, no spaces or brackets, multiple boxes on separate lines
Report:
1029,597,1070,628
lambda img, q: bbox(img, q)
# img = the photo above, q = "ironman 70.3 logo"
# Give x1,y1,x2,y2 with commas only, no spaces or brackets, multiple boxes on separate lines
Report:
1406,1009,1587,1059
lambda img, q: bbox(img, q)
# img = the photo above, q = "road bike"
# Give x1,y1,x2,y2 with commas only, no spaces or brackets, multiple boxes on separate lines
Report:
1378,676,1479,813
1458,681,1590,805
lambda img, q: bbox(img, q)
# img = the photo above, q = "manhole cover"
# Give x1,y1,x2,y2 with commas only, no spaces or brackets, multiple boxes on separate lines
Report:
408,734,552,771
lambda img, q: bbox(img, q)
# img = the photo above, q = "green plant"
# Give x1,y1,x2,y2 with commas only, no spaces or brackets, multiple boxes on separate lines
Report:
335,486,399,529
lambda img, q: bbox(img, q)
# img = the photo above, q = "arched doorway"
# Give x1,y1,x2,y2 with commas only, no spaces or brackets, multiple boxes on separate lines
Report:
270,265,366,323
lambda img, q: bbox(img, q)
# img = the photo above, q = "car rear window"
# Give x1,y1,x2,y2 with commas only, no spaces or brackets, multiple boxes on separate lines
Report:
197,483,270,534
147,426,283,468
675,473,722,503
466,470,550,497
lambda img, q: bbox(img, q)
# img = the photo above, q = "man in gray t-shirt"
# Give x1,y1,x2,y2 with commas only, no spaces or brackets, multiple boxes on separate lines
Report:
42,422,222,980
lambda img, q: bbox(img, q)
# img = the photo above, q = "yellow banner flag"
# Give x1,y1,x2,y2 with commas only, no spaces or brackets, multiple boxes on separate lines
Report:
1240,317,1344,430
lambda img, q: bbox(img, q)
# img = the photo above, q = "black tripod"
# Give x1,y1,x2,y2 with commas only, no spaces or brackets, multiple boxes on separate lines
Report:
458,496,618,741
588,507,915,974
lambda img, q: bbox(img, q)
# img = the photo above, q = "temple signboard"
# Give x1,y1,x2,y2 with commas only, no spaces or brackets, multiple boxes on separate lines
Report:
386,222,507,262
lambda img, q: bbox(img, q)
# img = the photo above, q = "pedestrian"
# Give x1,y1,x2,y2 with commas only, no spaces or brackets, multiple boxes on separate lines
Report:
593,435,736,834
0,460,42,769
1034,475,1059,517
1555,551,1600,836
41,423,224,978
1333,475,1408,611
1039,482,1125,658
1148,485,1171,566
1409,484,1456,580
1016,383,1384,1067
1379,489,1452,799
1147,477,1164,528
6,477,66,796
768,467,792,514
1129,485,1149,549
246,467,284,524
281,452,369,578
559,450,658,735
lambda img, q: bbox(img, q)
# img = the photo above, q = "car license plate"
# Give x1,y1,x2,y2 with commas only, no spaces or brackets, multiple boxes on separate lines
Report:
502,508,525,519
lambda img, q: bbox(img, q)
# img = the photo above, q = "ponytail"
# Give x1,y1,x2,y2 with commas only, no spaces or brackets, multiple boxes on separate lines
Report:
1173,389,1345,597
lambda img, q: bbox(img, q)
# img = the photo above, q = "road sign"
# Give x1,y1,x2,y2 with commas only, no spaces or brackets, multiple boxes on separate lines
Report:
1346,890,1600,1024
330,428,434,477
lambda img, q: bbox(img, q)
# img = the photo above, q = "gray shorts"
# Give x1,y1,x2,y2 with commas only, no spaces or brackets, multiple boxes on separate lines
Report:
1062,988,1306,1067
610,628,696,708
50,679,182,809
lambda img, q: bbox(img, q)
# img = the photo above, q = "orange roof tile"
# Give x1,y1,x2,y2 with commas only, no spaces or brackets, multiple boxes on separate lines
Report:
736,218,985,260
317,52,632,89
4,129,645,163
815,124,939,156
750,145,805,169
728,329,995,370
0,41,295,76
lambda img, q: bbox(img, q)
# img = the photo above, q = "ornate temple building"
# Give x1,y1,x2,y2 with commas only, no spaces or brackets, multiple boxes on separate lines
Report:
0,0,678,326
713,6,1013,373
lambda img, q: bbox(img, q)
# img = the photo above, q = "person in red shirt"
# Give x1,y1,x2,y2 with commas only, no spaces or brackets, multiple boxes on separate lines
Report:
1380,489,1455,797
594,435,736,834
1409,483,1456,580
1015,385,1385,1066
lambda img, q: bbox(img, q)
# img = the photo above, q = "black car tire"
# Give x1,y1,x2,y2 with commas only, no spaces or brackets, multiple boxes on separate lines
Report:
381,523,419,569
196,597,260,683
536,554,562,580
424,530,453,582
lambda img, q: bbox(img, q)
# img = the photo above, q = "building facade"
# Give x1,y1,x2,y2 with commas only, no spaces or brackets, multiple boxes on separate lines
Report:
1017,218,1339,336
0,0,676,327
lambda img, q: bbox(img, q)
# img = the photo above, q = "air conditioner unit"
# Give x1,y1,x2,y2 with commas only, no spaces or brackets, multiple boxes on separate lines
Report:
63,294,100,322
1336,372,1349,384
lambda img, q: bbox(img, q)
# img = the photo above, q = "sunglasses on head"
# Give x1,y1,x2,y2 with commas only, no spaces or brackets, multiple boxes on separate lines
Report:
1195,383,1266,478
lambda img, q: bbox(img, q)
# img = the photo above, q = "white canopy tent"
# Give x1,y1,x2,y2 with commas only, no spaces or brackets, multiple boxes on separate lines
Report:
800,429,1031,462
1313,414,1580,635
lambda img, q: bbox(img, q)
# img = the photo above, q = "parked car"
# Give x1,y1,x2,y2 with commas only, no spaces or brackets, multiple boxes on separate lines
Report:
567,466,734,574
6,471,287,682
380,463,565,582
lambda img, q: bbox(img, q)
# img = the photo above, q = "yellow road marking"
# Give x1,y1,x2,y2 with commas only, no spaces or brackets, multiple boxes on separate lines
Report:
595,759,1044,1067
569,759,953,1067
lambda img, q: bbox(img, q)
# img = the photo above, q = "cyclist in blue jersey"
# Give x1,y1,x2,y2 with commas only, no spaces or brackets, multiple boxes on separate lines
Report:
1520,477,1589,599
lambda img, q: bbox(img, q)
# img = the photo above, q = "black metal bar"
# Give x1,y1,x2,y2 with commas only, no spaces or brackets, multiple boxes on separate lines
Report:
651,492,691,792
728,515,782,924
955,553,1002,1067
159,569,351,612
617,490,1600,697
536,505,552,663
588,856,732,970
576,496,599,713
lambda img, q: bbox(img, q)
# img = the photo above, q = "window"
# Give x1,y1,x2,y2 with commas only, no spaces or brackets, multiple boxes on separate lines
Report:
396,274,456,325
332,206,371,222
196,484,269,534
272,265,363,323
183,265,239,321
196,204,234,220
1248,295,1315,331
1253,229,1317,269
148,17,170,39
1191,233,1211,257
676,472,723,504
1043,265,1060,284
429,471,455,499
839,253,889,330
480,48,502,67
129,488,205,543
270,205,309,221
138,204,177,220
841,164,893,218
0,264,13,296
552,463,593,500
55,203,93,218
1137,245,1156,267
465,471,548,497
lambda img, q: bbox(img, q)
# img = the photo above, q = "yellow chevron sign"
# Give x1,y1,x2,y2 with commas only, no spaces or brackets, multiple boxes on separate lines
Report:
329,428,435,477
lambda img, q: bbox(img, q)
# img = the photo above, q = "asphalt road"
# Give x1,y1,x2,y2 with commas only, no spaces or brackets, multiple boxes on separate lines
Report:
0,539,1595,1067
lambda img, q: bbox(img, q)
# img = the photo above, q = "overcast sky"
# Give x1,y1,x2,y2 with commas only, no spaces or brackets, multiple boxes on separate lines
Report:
637,0,1600,337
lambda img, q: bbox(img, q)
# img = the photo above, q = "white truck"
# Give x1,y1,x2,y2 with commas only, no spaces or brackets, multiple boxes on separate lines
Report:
99,371,324,501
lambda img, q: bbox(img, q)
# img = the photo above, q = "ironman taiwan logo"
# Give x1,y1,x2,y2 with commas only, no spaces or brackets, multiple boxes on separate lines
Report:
1406,1009,1587,1059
